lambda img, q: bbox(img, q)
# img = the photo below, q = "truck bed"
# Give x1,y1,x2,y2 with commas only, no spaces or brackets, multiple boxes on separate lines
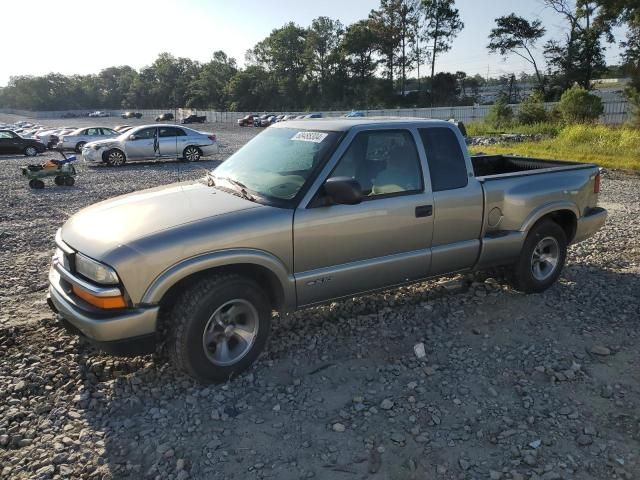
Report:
471,154,594,179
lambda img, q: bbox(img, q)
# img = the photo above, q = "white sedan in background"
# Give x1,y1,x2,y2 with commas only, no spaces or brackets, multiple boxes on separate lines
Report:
57,126,119,152
82,124,219,166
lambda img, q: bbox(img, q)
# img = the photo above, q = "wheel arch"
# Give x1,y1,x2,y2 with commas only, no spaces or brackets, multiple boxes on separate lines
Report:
142,250,296,312
102,147,126,162
521,202,578,244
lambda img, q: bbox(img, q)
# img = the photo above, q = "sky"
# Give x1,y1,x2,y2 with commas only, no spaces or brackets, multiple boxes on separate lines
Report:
0,0,627,87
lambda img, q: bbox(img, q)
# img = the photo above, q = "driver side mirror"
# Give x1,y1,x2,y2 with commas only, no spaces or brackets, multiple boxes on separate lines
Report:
128,134,137,141
323,177,363,205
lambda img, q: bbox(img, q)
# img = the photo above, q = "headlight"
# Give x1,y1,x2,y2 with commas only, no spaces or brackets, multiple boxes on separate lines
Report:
75,253,119,284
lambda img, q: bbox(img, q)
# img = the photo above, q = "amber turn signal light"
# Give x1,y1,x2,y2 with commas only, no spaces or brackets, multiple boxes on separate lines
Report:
72,286,127,309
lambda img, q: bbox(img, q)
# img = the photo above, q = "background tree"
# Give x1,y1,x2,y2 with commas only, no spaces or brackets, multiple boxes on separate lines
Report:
543,0,607,93
343,19,380,106
305,17,344,98
488,14,547,93
250,22,308,109
187,51,237,109
421,0,464,106
369,1,404,100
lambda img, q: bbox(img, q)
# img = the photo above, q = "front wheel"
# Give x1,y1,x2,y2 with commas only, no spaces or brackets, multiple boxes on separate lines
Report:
24,146,38,156
75,142,86,153
168,274,272,383
183,146,201,162
510,220,567,293
105,149,126,167
64,176,75,186
54,176,65,186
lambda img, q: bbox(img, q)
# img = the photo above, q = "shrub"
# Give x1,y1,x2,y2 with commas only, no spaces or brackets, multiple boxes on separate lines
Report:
558,85,603,123
485,97,513,128
626,87,640,128
517,91,548,124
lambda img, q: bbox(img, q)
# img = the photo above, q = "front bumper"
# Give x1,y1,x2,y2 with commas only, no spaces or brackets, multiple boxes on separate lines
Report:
573,207,607,244
48,267,159,343
81,147,102,162
48,231,159,355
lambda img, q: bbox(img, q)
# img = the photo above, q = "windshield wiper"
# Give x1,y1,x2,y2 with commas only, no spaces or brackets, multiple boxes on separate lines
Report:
212,175,256,202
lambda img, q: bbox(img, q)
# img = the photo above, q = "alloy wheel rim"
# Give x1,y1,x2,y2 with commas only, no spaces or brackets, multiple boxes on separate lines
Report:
202,299,258,366
531,236,560,281
185,147,198,161
26,147,36,156
110,152,124,165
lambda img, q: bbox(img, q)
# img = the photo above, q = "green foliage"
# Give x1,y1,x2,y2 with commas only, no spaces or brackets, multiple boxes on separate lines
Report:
421,0,464,104
518,91,549,124
488,14,546,91
485,97,514,128
469,123,640,170
558,84,604,122
467,120,560,137
626,87,640,127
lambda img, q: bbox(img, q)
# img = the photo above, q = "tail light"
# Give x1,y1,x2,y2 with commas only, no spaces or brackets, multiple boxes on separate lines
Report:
208,134,216,142
594,173,600,194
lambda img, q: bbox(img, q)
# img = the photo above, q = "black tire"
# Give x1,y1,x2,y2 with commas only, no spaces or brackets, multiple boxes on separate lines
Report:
64,176,75,186
54,176,65,186
33,179,45,189
28,179,36,189
183,146,202,162
510,219,567,293
105,149,126,167
168,274,271,383
75,142,86,153
24,146,38,157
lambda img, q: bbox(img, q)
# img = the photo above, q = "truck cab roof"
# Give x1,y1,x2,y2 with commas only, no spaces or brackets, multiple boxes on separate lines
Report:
271,117,453,132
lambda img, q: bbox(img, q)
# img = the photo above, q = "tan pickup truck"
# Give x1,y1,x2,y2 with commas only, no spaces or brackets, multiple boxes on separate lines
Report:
47,118,607,382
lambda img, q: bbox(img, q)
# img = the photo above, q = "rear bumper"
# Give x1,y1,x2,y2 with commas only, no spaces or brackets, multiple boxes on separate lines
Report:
573,207,607,244
48,267,159,344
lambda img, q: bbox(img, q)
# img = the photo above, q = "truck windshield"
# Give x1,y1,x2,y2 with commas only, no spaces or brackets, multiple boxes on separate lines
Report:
212,127,341,203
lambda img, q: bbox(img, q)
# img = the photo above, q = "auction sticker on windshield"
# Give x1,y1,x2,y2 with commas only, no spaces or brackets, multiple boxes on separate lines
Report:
291,131,328,143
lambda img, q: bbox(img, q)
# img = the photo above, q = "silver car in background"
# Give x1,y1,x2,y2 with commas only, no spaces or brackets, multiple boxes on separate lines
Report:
82,124,219,166
57,126,120,152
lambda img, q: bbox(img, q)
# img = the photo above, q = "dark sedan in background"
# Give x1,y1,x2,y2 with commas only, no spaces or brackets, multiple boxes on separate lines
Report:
155,113,174,121
0,130,46,156
181,114,207,124
121,111,143,119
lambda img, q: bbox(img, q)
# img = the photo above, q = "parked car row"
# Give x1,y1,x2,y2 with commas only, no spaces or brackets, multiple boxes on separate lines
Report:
237,112,325,127
1,120,219,164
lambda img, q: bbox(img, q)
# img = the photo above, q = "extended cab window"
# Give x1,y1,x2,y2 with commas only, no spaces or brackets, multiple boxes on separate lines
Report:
333,130,422,197
418,127,468,191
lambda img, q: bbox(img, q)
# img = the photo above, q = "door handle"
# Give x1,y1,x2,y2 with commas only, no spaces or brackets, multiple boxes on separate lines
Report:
415,205,433,217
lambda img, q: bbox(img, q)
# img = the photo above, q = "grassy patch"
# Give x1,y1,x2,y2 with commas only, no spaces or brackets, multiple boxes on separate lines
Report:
466,121,561,137
468,123,640,170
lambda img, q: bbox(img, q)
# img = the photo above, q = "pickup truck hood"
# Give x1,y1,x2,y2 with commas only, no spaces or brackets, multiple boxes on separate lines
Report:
61,181,260,258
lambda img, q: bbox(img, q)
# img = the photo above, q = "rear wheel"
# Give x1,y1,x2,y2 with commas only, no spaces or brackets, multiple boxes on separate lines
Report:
183,146,201,162
105,149,126,167
54,176,65,186
24,146,38,156
64,176,75,186
33,179,45,189
75,142,86,153
510,220,567,293
168,274,271,383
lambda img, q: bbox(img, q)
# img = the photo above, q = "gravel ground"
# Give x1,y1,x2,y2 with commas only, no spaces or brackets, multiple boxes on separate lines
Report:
1,112,639,480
